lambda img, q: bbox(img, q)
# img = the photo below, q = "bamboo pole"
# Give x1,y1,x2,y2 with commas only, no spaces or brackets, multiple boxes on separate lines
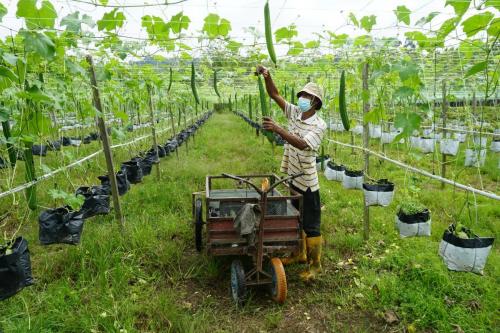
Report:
362,63,370,241
147,84,160,180
86,55,124,229
441,81,447,189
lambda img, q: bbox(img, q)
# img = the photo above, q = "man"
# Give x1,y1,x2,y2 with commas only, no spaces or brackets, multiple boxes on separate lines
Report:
256,65,327,281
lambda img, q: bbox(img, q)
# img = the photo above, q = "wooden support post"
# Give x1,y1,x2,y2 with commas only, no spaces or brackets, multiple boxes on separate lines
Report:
86,55,124,229
362,63,370,241
441,81,447,189
147,84,160,180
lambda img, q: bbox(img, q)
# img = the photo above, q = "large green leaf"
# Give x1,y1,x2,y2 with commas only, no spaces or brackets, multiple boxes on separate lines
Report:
437,17,459,40
394,5,411,25
360,15,377,33
461,12,494,37
487,17,500,36
227,40,242,53
97,9,125,31
415,12,440,26
16,0,57,29
465,61,487,77
142,15,169,41
20,30,56,59
445,0,471,17
170,11,190,34
0,66,18,82
394,112,422,141
202,13,232,39
328,33,348,46
305,40,320,49
287,41,304,55
275,25,298,43
0,3,7,22
405,31,428,48
61,11,95,33
484,0,500,11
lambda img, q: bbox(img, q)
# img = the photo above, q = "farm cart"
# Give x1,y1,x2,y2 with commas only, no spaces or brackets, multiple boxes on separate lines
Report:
191,173,303,305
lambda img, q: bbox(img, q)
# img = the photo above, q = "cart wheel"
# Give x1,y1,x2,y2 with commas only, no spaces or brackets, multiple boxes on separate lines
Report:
230,259,246,306
268,258,287,304
194,198,203,252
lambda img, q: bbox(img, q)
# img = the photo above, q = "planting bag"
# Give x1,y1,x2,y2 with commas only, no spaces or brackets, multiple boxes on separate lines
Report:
39,207,85,245
490,140,500,153
342,170,363,189
47,140,61,151
419,138,435,153
438,225,494,275
76,187,111,219
121,161,143,184
324,162,344,181
464,149,486,167
316,155,330,171
61,137,72,146
363,180,395,207
0,237,34,301
32,144,48,156
440,139,460,156
98,171,130,196
395,209,431,238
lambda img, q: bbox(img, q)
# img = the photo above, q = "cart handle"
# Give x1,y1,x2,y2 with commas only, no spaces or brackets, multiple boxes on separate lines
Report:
221,173,304,195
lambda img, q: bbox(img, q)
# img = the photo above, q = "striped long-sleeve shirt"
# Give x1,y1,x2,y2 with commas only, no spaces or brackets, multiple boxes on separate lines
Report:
280,102,327,192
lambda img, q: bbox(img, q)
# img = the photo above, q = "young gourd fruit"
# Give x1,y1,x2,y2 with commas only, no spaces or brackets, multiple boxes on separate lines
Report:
339,70,350,131
264,1,277,66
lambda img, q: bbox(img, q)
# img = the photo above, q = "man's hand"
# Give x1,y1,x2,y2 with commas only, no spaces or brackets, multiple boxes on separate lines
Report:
262,116,281,133
256,64,270,78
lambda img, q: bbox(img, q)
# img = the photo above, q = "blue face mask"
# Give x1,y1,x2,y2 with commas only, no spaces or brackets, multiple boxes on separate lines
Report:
298,97,312,113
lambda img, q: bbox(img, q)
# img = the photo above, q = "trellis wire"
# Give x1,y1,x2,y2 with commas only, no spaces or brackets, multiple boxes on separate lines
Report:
326,137,500,201
0,114,199,200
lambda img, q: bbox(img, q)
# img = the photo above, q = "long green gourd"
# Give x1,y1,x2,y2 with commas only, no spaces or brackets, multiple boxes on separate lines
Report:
257,75,274,143
264,1,277,66
339,70,350,131
214,70,221,98
23,141,37,210
167,67,173,94
191,62,200,104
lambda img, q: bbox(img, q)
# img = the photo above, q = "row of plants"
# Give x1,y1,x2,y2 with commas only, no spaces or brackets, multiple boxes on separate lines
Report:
0,110,213,302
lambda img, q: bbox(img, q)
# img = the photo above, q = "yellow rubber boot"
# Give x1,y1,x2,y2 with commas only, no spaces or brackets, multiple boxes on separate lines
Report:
281,231,307,265
300,236,322,281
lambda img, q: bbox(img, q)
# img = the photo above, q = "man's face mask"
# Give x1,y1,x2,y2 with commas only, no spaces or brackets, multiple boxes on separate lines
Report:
298,97,313,112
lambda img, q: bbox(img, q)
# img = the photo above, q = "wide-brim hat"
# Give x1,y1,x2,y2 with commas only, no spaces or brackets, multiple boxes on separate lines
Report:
297,82,323,109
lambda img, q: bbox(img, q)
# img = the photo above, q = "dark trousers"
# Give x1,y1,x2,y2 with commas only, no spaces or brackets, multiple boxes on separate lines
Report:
291,184,321,237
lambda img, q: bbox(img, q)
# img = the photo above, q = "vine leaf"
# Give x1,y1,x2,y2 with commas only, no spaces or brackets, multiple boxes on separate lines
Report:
61,11,95,33
275,24,298,43
97,8,125,31
287,41,304,55
445,0,471,17
465,61,487,77
360,15,377,33
461,12,494,37
202,13,231,39
415,12,440,26
0,3,7,22
394,112,422,141
484,0,500,11
394,5,411,25
487,18,500,36
20,30,56,59
16,0,57,29
170,11,190,34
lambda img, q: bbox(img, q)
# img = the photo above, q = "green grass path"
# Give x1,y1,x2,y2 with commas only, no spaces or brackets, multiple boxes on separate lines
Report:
0,112,498,332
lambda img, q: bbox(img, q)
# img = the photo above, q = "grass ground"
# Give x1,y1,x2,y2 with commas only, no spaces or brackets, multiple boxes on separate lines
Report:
0,112,498,332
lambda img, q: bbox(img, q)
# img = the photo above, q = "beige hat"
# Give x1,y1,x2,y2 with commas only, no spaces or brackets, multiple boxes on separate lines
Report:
297,82,323,109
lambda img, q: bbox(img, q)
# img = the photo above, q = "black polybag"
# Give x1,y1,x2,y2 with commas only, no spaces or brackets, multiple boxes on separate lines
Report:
121,161,143,184
0,237,34,301
38,207,85,245
76,187,111,218
98,170,130,196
